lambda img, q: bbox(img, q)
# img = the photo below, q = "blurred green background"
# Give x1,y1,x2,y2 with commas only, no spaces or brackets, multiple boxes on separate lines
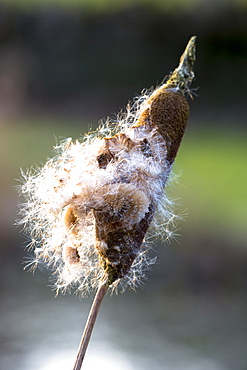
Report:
0,1,247,369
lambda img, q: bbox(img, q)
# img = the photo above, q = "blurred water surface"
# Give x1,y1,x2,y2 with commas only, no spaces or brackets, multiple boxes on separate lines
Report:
1,266,247,370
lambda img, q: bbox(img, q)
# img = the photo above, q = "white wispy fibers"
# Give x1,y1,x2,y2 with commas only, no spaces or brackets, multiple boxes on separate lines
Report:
18,113,176,295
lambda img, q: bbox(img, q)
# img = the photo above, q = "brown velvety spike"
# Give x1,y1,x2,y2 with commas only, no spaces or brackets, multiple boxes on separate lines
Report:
94,202,155,284
134,89,189,164
92,38,196,285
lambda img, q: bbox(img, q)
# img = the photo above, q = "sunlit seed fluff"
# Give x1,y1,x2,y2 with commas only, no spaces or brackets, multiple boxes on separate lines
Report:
18,36,196,296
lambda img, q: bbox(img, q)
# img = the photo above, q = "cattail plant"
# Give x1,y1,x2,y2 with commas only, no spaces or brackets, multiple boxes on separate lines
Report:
18,36,196,369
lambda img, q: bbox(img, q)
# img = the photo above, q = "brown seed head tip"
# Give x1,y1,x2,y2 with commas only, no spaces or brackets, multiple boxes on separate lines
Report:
166,35,197,94
135,36,196,164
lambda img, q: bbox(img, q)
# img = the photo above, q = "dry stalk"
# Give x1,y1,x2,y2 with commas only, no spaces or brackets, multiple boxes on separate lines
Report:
73,282,109,370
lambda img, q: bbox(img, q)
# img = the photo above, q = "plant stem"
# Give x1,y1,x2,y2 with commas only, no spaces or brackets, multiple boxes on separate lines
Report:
73,281,109,370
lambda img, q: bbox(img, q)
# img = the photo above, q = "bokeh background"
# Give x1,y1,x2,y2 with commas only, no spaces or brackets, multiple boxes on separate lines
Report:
1,0,247,369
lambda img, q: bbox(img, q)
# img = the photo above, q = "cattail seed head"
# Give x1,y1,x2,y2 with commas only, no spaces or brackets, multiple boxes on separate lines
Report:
18,36,196,295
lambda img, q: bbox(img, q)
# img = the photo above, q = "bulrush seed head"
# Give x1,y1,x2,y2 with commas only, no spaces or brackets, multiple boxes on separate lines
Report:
18,36,196,295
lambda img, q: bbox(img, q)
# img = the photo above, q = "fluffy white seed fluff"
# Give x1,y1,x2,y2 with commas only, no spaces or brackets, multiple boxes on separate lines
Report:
18,90,180,296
